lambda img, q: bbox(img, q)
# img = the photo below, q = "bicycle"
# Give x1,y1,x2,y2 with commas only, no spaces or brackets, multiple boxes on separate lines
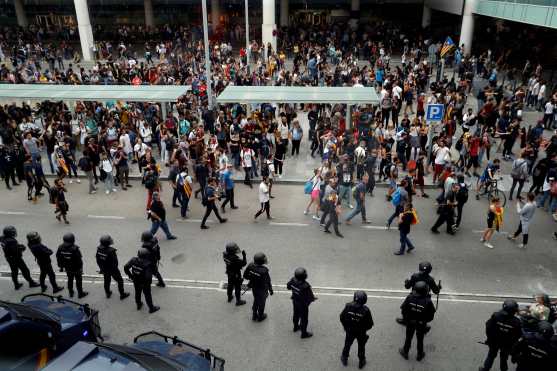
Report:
476,178,507,207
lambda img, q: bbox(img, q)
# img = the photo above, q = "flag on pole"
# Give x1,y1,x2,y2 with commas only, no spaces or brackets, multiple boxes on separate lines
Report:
440,36,456,58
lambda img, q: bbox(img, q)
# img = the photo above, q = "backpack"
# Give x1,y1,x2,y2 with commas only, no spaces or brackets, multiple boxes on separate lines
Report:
381,95,392,110
511,159,528,180
457,184,469,203
48,187,58,204
78,156,92,172
391,187,402,206
143,172,157,190
532,161,546,178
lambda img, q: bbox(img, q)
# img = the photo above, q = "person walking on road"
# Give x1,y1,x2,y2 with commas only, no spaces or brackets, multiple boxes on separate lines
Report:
1,226,40,290
478,300,522,371
507,192,536,248
394,203,417,255
176,168,193,219
304,168,322,220
148,192,177,240
345,174,371,225
26,231,63,293
509,153,529,201
220,163,238,213
481,197,503,249
431,182,458,235
398,281,436,362
340,290,374,369
52,178,70,224
287,267,317,339
222,242,247,306
95,235,130,300
387,179,409,229
243,252,273,322
140,231,165,288
124,248,160,313
200,177,227,229
254,176,272,220
454,174,469,231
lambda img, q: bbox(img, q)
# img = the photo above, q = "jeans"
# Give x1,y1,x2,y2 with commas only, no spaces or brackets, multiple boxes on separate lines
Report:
509,178,525,200
387,204,403,227
537,190,557,212
398,231,415,253
104,172,114,192
150,219,173,238
346,200,366,222
338,184,351,206
180,195,190,218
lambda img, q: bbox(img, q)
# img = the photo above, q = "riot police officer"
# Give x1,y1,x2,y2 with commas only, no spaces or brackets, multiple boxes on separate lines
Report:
398,281,436,362
512,321,556,370
243,252,273,322
222,242,246,306
56,233,88,298
340,290,374,369
96,235,130,300
124,248,160,314
26,231,63,293
286,267,317,339
140,231,165,287
0,226,39,290
397,261,440,325
478,299,522,371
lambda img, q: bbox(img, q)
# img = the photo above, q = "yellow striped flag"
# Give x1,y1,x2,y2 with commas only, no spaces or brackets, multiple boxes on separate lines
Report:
440,36,456,58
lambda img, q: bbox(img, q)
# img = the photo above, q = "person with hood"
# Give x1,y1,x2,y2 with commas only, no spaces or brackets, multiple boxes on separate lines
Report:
0,226,39,290
56,233,88,298
222,242,247,306
96,235,130,300
26,231,63,293
287,267,317,339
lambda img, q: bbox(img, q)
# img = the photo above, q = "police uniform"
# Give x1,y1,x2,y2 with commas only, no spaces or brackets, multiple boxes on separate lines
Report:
27,232,63,293
223,244,247,304
340,291,374,368
479,300,522,371
399,282,436,361
56,234,88,298
142,235,165,287
124,251,159,313
286,268,316,339
1,227,39,290
243,254,273,321
511,321,556,371
96,236,129,300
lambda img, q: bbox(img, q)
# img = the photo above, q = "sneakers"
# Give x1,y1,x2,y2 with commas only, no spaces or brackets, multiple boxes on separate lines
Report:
303,210,309,215
398,348,409,360
69,180,73,184
517,243,525,248
112,188,117,192
105,190,110,195
312,215,320,221
76,179,81,184
480,237,485,242
349,204,354,209
149,306,160,314
484,242,494,249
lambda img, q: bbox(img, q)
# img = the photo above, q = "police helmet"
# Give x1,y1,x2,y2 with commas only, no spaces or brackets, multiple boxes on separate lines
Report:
225,242,240,254
294,267,307,281
63,233,75,244
26,231,41,244
418,261,432,274
253,252,267,265
137,247,151,259
99,235,114,247
538,321,555,340
3,225,17,238
413,281,429,296
353,290,367,305
141,231,153,242
502,299,519,315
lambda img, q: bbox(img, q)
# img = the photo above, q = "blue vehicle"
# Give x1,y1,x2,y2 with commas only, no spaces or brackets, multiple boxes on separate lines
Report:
0,294,102,370
43,331,225,371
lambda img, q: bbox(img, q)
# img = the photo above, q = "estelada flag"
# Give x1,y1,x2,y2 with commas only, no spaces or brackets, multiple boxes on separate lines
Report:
440,36,456,58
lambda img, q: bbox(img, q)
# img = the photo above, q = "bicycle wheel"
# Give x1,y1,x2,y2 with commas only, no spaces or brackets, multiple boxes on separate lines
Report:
476,178,488,197
489,189,507,207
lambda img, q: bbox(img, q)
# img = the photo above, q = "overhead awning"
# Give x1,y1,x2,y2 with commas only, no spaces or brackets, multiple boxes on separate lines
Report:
0,84,191,102
216,86,379,105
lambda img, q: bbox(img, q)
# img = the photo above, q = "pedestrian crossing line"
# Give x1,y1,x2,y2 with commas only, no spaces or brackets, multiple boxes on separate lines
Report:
268,222,309,227
0,211,26,215
176,218,214,223
361,225,389,230
87,215,126,220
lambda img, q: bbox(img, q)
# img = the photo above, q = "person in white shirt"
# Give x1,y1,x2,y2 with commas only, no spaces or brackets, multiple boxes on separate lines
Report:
138,120,152,145
119,130,133,159
100,152,117,194
537,82,546,111
433,140,450,183
241,145,254,188
254,177,272,220
543,100,555,129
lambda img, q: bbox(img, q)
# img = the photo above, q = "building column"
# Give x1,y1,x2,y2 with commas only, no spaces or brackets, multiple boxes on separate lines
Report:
262,0,276,58
211,0,220,29
144,0,154,27
280,0,289,27
459,0,476,55
351,0,360,12
421,4,431,28
14,0,28,28
73,0,95,61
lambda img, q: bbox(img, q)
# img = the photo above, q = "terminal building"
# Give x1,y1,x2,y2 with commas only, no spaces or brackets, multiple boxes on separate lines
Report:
1,0,556,62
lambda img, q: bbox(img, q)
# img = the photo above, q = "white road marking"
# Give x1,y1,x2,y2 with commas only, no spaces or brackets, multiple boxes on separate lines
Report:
472,230,509,235
0,211,26,215
269,222,309,227
362,225,388,230
176,218,214,223
87,215,126,220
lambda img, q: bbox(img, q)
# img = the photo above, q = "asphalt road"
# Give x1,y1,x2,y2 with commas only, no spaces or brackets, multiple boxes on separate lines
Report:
0,181,556,369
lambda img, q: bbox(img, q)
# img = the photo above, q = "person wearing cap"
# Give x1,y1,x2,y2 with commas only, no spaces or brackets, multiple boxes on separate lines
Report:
148,191,177,240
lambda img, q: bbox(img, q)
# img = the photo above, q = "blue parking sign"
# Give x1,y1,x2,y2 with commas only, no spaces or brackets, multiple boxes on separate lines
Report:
425,104,444,122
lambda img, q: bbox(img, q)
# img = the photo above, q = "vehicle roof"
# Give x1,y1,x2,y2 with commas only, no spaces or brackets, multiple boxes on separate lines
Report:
22,297,88,330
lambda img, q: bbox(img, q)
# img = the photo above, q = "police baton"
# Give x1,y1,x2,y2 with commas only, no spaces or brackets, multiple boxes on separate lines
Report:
435,280,441,310
241,287,251,296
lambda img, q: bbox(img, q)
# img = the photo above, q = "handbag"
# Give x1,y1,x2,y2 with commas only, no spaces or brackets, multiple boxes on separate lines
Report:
304,175,317,194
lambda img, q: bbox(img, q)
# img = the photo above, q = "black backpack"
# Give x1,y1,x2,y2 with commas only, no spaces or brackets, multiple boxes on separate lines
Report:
143,172,157,190
457,184,469,203
78,157,92,172
48,187,58,204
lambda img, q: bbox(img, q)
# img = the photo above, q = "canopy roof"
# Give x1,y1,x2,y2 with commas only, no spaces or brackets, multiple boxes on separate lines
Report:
0,84,190,102
216,86,379,104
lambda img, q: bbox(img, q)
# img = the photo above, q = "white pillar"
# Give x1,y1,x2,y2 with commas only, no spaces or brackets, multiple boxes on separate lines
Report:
459,0,476,55
351,0,360,12
262,0,276,59
14,0,28,28
280,0,289,27
73,0,95,61
422,4,431,28
211,0,220,30
144,0,154,27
